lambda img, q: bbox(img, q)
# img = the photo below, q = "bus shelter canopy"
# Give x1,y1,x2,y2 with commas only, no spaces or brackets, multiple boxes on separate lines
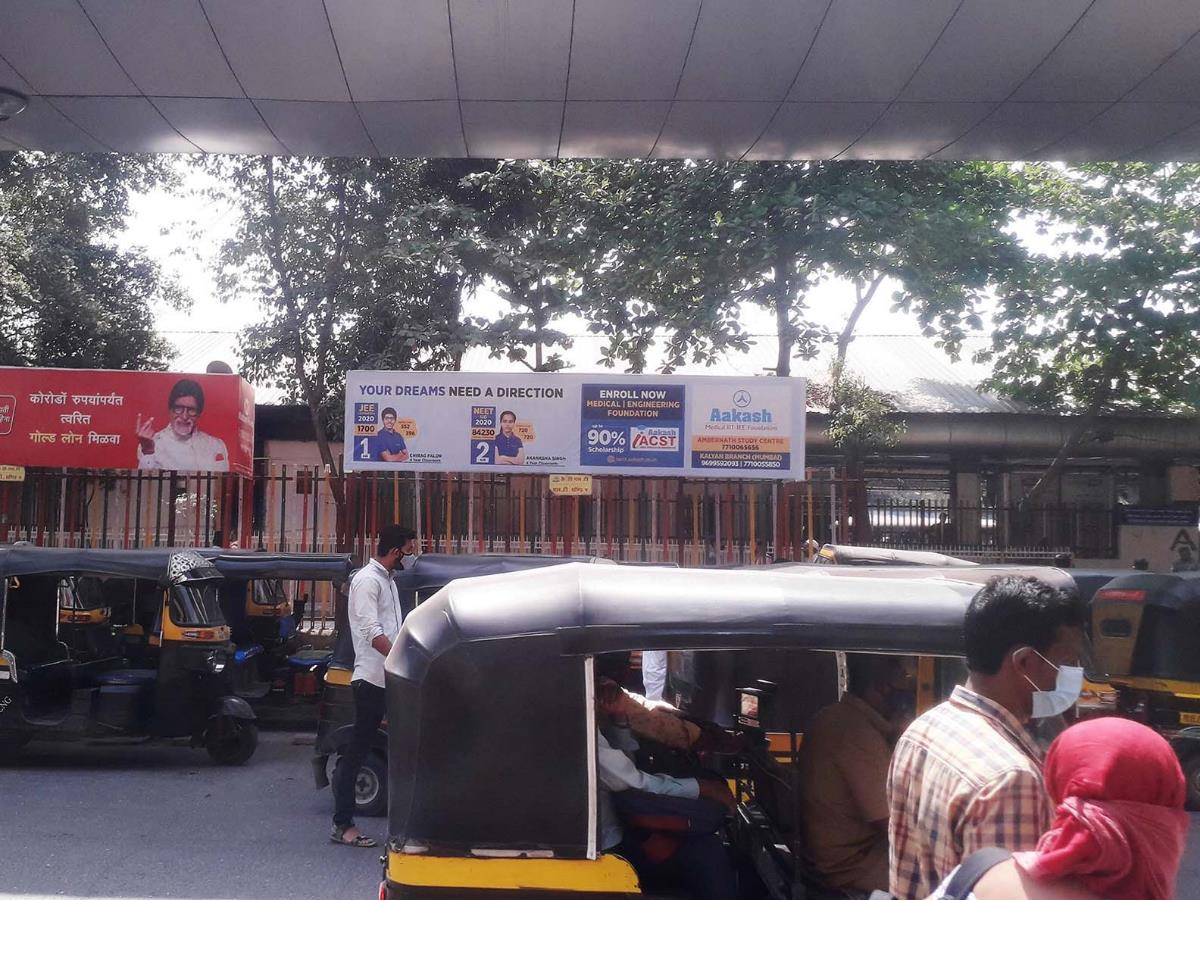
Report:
2,1,1199,161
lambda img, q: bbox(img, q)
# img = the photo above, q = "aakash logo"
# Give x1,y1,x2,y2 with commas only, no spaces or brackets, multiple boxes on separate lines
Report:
732,389,752,409
630,426,680,451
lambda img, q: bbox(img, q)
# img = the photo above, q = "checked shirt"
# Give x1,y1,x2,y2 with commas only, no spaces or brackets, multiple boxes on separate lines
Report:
886,686,1053,900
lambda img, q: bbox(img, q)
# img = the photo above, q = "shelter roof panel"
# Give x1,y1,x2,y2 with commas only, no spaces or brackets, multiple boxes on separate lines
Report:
930,102,1109,161
786,0,963,102
3,1,1200,159
1139,119,1200,161
324,0,457,101
1,0,138,97
652,100,777,159
1011,0,1200,103
559,101,671,159
566,0,700,101
449,0,574,102
357,101,467,158
1044,101,1200,161
1129,33,1200,101
150,97,289,154
79,0,244,99
900,0,1095,103
674,0,828,102
200,0,350,102
460,100,563,159
744,101,885,160
49,96,199,153
254,100,376,157
840,102,995,160
0,96,108,152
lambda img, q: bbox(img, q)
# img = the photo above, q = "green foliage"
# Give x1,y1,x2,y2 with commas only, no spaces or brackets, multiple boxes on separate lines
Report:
0,151,179,370
206,156,472,417
809,369,906,457
981,162,1200,415
584,160,1033,376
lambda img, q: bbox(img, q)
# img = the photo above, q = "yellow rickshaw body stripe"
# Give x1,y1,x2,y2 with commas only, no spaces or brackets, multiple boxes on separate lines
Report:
386,852,640,893
1109,676,1200,698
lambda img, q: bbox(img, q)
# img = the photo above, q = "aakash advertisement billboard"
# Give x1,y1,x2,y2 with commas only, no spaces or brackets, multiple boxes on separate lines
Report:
343,371,805,479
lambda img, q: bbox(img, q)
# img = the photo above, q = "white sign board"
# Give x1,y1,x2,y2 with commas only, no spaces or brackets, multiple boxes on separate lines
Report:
343,371,805,479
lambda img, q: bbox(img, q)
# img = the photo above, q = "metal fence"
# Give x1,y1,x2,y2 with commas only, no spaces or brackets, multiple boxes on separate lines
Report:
0,467,1119,567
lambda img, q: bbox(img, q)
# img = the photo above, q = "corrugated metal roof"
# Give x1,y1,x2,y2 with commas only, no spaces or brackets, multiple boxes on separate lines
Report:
811,334,1024,414
165,330,240,373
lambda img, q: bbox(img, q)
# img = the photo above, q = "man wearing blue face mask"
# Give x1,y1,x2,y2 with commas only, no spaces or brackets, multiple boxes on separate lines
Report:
887,575,1089,899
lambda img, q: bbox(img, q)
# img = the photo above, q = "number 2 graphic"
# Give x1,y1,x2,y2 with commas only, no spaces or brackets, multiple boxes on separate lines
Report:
475,440,491,464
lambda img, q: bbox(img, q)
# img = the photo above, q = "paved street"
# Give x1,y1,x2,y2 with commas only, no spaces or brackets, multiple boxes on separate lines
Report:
0,732,385,899
1,731,1198,899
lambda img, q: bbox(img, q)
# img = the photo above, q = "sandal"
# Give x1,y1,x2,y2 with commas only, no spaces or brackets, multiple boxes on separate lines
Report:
330,827,377,847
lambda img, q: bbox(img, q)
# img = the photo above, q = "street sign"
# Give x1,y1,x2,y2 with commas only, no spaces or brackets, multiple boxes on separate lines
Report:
0,465,24,481
549,474,593,496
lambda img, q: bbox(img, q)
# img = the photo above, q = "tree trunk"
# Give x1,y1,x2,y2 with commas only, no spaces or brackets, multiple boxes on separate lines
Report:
1018,363,1116,512
773,245,794,378
262,157,348,547
834,273,886,378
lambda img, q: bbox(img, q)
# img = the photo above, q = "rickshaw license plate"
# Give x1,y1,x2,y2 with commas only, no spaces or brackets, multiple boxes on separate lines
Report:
1179,711,1200,725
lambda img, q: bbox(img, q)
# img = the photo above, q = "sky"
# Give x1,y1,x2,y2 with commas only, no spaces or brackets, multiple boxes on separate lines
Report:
119,163,992,404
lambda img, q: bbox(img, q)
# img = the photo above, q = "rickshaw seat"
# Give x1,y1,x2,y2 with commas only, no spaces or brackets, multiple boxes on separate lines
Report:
287,650,330,670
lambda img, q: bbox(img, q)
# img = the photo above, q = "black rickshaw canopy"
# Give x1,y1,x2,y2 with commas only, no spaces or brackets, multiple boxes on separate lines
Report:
197,550,355,583
383,562,986,859
0,545,219,585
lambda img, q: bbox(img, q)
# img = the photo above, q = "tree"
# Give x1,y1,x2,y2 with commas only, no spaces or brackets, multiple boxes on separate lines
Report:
208,156,473,542
980,162,1200,506
391,161,604,372
0,152,180,369
589,161,1032,377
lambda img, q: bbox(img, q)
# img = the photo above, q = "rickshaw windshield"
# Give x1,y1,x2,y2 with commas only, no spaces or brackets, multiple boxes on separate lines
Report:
169,582,227,627
251,578,287,606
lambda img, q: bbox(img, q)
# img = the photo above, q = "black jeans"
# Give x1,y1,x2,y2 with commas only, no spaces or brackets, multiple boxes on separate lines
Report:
332,679,386,830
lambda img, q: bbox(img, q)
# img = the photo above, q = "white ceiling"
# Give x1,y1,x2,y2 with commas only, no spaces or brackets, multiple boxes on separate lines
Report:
3,0,1200,159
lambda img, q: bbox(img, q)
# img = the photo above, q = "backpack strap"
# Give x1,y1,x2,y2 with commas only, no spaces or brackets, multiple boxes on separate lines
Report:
941,847,1011,900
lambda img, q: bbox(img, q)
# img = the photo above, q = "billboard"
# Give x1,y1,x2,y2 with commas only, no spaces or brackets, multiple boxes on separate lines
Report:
0,367,254,475
344,371,805,479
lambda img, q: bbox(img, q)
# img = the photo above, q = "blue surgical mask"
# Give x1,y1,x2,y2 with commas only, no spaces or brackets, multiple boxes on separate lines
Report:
1015,648,1084,719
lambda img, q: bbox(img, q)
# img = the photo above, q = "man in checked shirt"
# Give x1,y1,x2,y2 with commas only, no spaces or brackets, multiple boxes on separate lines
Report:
887,575,1090,899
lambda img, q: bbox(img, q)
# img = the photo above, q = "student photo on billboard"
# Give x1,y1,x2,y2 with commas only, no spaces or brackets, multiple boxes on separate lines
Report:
136,378,230,472
374,407,408,462
494,409,524,465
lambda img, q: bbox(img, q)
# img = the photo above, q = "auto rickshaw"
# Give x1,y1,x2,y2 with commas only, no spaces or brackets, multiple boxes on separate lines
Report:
202,550,354,719
0,546,257,764
312,552,610,818
1090,572,1200,808
56,575,118,661
377,562,984,899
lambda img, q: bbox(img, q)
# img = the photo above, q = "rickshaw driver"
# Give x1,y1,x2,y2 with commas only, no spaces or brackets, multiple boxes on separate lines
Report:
595,657,739,898
796,655,914,894
330,524,417,848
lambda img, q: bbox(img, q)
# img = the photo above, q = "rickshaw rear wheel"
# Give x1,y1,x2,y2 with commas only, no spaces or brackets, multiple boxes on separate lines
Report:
355,751,387,816
206,718,259,766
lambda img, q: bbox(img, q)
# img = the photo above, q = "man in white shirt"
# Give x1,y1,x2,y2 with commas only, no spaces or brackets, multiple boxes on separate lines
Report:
331,524,416,847
136,378,230,472
641,649,669,701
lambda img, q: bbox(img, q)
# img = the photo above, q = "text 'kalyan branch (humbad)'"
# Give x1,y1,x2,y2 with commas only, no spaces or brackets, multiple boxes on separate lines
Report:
343,372,806,479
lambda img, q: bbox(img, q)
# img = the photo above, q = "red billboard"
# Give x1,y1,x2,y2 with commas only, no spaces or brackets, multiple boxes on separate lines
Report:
0,368,254,476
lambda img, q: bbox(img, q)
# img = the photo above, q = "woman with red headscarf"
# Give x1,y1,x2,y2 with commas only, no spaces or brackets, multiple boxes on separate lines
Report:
931,716,1189,899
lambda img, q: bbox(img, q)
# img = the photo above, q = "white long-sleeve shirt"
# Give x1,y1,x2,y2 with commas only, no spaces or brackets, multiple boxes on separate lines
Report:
596,725,699,850
641,650,668,701
347,559,402,688
137,425,230,472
